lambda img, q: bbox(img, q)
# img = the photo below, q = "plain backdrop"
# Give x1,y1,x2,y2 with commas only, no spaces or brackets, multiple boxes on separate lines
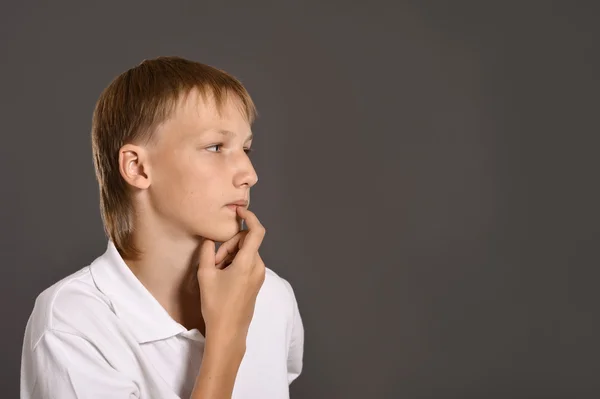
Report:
1,1,599,398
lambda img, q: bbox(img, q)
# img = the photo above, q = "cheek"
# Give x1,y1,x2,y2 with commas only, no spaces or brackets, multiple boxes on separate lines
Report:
157,152,202,189
152,152,227,212
151,154,197,206
181,167,225,209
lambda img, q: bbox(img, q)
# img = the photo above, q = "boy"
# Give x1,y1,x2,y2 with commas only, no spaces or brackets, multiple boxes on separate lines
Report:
20,56,304,398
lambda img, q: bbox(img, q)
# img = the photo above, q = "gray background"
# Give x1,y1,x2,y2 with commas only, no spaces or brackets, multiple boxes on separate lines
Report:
1,1,599,398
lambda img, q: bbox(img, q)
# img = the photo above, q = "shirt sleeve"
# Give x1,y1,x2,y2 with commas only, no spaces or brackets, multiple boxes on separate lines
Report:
21,329,139,399
282,278,304,384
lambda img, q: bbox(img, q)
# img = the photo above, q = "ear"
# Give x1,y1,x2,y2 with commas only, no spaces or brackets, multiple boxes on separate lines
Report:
119,144,151,189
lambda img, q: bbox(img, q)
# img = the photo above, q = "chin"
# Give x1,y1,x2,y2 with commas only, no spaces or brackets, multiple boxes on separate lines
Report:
201,222,241,243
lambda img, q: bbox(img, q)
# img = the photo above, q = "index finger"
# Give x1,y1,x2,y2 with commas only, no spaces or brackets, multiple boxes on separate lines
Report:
234,207,265,264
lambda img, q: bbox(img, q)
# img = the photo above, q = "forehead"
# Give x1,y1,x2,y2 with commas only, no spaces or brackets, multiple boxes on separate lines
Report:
165,88,252,141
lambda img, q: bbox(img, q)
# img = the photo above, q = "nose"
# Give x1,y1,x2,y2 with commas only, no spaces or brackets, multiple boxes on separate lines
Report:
234,153,258,188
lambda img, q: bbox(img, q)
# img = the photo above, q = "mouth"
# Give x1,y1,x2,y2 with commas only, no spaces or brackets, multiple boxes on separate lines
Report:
225,199,249,212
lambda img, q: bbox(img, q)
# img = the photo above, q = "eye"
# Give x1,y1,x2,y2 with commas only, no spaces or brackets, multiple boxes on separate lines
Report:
206,144,222,152
206,144,254,155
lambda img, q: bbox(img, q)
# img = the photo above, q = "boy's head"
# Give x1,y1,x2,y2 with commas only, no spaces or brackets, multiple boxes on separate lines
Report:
91,56,258,260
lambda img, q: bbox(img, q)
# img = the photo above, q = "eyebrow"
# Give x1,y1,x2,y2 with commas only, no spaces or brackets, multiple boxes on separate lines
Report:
217,129,253,142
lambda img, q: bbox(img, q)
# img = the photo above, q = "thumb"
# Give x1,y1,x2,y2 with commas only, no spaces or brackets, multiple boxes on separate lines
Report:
197,238,216,270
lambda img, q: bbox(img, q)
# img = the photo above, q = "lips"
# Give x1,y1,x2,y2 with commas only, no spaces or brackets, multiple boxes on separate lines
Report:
226,199,249,207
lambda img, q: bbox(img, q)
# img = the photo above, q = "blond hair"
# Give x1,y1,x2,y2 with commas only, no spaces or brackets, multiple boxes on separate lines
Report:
91,56,257,260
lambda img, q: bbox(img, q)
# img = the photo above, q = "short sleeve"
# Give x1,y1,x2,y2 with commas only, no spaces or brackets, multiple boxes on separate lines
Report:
281,278,304,384
21,329,139,399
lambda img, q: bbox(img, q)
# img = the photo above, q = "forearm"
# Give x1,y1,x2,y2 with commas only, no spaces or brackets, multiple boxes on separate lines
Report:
190,336,246,399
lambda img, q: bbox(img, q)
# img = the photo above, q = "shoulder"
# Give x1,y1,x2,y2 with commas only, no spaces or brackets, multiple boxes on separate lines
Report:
24,266,115,351
255,268,301,333
262,267,298,308
263,268,304,372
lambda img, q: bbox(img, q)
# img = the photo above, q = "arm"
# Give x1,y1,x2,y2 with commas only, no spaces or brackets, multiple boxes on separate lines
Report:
190,334,246,399
190,275,304,398
21,329,247,399
282,278,305,384
20,330,139,399
193,207,267,398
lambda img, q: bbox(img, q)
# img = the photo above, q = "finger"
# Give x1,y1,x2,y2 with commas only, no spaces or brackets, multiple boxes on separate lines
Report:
234,207,266,265
215,231,247,265
218,233,250,270
197,238,216,271
216,247,241,270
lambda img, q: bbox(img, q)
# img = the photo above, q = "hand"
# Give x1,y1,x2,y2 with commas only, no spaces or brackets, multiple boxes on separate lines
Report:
196,206,266,347
214,228,248,270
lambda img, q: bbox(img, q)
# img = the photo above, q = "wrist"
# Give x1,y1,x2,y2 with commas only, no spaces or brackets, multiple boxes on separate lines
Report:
204,329,247,360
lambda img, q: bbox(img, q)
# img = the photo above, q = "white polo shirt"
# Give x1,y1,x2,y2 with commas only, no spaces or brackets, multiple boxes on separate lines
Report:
20,241,304,398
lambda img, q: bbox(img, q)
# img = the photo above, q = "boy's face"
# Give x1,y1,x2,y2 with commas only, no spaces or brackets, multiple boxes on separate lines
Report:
143,88,257,243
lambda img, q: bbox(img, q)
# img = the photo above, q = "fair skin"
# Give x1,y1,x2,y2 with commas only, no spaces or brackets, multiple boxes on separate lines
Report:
117,88,266,398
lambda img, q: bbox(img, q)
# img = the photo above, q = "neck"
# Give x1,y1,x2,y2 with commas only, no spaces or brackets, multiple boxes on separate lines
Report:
123,220,204,331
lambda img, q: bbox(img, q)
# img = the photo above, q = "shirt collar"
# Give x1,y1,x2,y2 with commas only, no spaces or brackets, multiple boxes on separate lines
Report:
89,241,189,344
